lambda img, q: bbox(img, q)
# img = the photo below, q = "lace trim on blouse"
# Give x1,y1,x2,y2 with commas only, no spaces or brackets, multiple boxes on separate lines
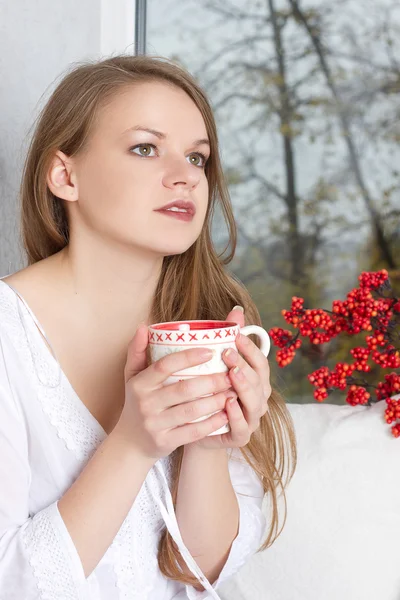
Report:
0,280,106,461
22,503,85,600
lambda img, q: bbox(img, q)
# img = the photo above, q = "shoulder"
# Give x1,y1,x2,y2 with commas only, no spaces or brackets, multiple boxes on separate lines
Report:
0,262,51,339
0,322,25,420
0,279,21,338
0,302,24,383
0,279,39,387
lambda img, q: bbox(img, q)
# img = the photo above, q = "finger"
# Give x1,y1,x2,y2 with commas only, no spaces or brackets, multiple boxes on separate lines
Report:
158,371,232,409
172,408,230,446
224,337,271,397
125,324,149,382
225,305,245,328
235,333,271,379
224,396,250,444
228,365,260,431
143,347,216,388
222,346,259,386
157,390,237,430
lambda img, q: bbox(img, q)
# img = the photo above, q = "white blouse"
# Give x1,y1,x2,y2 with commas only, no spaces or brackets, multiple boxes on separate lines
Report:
0,279,266,600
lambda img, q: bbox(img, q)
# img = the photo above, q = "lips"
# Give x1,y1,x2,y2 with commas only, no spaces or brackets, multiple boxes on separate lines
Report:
155,199,196,216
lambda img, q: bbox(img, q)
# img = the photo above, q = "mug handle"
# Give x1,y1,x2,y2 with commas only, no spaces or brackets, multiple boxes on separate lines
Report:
240,325,270,358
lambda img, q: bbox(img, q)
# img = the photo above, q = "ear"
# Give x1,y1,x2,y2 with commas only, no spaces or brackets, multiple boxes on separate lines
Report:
47,151,78,202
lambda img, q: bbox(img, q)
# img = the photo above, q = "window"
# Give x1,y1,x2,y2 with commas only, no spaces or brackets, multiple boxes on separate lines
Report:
148,0,400,402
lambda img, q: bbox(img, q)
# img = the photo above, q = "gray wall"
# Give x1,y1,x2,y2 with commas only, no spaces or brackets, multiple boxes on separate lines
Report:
0,0,135,276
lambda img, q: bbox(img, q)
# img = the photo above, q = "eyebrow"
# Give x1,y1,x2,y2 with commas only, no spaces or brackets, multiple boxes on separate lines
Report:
123,125,210,148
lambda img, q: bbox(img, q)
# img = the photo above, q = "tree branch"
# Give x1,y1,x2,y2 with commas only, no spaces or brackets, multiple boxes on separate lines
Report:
202,0,267,22
288,0,397,269
194,35,270,78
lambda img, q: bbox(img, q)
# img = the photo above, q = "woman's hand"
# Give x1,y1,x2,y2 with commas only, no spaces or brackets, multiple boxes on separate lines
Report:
114,326,234,462
190,306,272,450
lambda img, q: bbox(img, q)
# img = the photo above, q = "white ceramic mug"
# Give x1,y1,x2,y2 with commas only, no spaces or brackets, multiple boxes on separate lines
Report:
148,320,270,436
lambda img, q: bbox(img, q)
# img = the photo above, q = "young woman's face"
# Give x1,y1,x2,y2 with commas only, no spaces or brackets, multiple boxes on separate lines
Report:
72,81,210,256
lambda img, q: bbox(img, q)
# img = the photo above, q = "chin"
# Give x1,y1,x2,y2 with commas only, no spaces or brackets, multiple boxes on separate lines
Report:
145,232,200,257
155,240,198,257
162,245,195,257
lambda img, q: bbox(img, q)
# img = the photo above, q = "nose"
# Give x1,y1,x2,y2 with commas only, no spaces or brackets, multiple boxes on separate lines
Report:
162,155,201,191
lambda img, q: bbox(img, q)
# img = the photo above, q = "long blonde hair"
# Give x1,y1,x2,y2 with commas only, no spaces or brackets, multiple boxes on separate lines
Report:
20,55,296,586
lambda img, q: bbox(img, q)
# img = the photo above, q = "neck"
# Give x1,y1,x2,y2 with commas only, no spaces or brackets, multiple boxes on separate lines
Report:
52,236,163,341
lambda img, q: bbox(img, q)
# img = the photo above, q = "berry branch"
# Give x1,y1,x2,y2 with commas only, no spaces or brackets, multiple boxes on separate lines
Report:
269,270,400,437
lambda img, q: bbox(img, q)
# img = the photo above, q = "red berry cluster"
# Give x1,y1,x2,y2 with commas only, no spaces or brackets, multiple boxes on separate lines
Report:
366,332,386,350
350,347,371,372
346,385,371,406
376,373,400,400
385,397,400,437
269,270,400,437
308,366,330,401
376,373,400,437
372,347,400,369
359,271,390,290
269,327,302,367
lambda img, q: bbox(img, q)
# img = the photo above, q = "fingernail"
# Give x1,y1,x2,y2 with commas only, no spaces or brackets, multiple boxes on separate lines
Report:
232,305,244,313
232,365,244,381
200,348,214,358
228,397,237,405
224,348,237,359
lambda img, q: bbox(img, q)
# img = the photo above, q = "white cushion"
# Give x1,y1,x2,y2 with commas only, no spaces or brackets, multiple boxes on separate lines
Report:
219,401,400,600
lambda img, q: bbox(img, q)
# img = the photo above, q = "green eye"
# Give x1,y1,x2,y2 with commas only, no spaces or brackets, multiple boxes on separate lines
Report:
188,153,206,167
131,144,155,156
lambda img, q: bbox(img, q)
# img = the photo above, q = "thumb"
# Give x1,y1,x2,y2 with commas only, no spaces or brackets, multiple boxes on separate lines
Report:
124,324,149,382
225,305,245,328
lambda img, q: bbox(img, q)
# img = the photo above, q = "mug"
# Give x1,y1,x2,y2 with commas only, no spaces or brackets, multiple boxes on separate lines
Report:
148,320,270,436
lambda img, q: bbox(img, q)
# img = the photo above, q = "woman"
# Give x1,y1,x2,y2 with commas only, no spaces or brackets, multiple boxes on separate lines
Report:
0,55,296,599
